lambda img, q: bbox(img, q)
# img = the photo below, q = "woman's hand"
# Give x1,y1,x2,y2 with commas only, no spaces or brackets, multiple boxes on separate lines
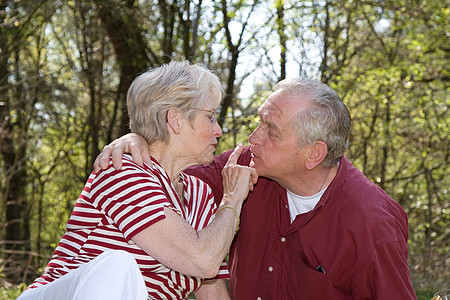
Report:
221,144,258,208
194,279,231,300
93,133,151,172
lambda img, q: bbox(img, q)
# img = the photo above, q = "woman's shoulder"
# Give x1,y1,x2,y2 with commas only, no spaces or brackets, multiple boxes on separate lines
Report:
182,172,213,191
92,154,162,188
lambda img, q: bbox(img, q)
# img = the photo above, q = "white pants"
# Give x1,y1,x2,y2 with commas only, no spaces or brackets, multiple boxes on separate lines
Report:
17,250,148,300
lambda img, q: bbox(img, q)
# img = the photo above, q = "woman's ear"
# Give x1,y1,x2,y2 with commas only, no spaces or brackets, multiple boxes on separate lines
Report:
167,108,182,134
305,140,328,170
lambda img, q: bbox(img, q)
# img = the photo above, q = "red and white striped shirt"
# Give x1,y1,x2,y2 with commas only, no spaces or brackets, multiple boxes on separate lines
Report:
27,155,229,299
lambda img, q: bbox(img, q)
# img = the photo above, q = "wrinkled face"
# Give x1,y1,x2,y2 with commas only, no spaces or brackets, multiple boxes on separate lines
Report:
183,103,222,165
249,91,309,181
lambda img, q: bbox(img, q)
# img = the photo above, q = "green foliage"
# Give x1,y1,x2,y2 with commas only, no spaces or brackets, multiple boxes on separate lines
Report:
328,0,449,290
0,0,448,294
0,286,22,300
0,278,26,300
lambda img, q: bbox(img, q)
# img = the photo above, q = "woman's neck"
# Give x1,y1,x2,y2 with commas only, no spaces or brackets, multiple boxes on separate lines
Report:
150,141,192,183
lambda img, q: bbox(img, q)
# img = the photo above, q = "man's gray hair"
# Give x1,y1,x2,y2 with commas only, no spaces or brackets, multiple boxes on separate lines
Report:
127,61,222,144
275,78,351,167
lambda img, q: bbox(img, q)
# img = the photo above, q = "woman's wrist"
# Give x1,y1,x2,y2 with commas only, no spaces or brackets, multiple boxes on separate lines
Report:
215,205,240,234
219,194,243,211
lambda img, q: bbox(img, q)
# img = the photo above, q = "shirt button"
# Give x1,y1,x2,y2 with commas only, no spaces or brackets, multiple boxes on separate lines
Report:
268,266,273,272
257,297,262,300
281,237,286,242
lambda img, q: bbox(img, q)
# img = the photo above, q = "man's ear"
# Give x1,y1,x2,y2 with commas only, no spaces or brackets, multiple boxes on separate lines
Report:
305,140,328,170
167,108,183,134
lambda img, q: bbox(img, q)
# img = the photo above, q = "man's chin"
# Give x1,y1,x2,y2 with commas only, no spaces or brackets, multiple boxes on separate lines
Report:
250,160,265,175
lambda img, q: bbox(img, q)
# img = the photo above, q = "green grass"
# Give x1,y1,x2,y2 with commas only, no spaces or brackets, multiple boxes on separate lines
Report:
416,289,435,300
0,284,25,300
0,286,437,299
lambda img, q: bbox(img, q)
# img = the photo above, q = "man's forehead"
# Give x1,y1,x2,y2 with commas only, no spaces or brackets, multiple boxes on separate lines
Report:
259,92,304,120
258,98,285,119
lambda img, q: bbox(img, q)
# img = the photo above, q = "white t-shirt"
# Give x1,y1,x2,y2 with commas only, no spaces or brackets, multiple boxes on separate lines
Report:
287,188,327,223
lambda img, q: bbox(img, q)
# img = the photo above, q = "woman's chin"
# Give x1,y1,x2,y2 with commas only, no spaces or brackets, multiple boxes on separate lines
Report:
192,153,214,166
203,153,215,164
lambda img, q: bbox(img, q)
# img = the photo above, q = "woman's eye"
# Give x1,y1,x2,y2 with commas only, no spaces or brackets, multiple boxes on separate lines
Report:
208,113,217,123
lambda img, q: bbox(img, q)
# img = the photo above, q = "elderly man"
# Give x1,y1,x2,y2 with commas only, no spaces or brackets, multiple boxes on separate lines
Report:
96,78,417,299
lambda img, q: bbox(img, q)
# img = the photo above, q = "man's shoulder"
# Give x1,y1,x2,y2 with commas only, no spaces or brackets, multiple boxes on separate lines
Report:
331,158,408,240
338,156,395,204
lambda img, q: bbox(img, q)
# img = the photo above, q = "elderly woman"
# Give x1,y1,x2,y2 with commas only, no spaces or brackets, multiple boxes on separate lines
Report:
18,61,257,300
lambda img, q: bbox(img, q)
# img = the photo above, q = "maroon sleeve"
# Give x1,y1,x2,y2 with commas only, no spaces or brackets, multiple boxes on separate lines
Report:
351,205,417,299
184,146,253,206
351,239,417,299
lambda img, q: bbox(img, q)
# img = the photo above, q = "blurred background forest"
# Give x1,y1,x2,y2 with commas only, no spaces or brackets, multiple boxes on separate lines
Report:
0,0,448,298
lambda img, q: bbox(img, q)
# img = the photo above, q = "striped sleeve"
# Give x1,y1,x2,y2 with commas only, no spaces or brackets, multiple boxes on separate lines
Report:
89,160,171,241
185,174,230,280
214,260,230,279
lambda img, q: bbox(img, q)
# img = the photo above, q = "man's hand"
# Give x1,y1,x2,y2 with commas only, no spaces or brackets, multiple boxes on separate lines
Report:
93,133,151,173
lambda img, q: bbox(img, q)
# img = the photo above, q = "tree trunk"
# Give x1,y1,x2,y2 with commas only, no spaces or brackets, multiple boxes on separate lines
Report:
0,1,30,283
276,1,287,81
95,0,153,137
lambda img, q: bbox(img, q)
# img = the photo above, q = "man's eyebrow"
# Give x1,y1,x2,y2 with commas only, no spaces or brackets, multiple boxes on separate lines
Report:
268,122,281,133
264,118,282,132
257,106,264,116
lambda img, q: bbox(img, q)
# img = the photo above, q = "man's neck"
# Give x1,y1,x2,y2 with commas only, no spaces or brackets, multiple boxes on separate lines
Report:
278,164,338,197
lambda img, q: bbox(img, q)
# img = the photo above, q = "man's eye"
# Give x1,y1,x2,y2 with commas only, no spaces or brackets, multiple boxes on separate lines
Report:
268,130,278,137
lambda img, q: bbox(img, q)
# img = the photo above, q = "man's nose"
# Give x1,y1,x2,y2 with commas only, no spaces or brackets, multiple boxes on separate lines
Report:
249,125,262,145
214,122,223,137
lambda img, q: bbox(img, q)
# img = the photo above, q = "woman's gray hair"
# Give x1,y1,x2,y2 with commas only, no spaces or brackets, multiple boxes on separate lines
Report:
127,61,222,144
275,78,351,167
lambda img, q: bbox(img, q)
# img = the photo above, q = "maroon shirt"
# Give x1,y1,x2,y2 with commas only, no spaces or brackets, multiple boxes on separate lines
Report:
186,147,417,299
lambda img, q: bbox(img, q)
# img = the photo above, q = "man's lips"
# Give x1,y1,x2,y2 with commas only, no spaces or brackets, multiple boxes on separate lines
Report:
249,150,258,168
250,145,259,158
